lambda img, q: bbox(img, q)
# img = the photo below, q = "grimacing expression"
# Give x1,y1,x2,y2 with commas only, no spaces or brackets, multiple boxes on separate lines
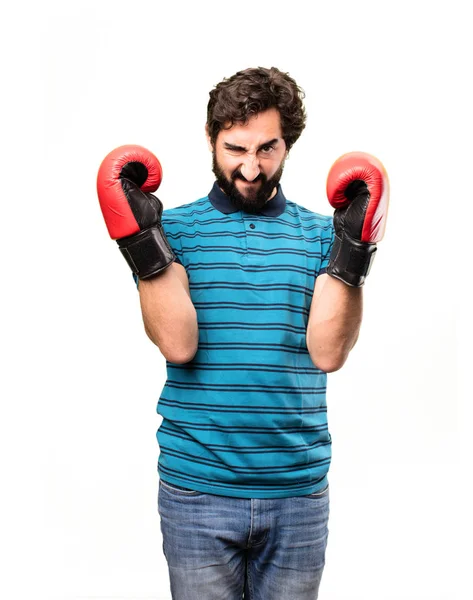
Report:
209,108,288,214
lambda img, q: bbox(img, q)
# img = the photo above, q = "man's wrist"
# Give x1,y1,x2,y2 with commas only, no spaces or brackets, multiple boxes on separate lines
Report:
326,232,377,287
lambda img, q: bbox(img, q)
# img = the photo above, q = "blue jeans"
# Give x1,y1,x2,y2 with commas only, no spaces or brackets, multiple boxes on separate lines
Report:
158,479,330,600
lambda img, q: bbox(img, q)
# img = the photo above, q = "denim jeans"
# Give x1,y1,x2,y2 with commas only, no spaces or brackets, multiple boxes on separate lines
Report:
158,479,330,600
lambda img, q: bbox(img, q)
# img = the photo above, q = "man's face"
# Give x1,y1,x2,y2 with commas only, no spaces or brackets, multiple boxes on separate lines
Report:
209,108,288,214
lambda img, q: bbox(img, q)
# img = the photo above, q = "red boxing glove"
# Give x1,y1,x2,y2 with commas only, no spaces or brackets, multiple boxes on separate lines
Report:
97,145,175,279
326,151,389,287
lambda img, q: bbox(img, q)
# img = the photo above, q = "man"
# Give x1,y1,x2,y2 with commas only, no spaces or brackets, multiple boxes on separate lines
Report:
97,66,388,599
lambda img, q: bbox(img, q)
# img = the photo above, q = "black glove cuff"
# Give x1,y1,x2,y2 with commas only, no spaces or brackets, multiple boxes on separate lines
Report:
117,226,176,280
326,233,377,287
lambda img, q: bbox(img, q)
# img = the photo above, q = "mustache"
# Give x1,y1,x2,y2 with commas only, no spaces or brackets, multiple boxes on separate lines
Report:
232,170,266,184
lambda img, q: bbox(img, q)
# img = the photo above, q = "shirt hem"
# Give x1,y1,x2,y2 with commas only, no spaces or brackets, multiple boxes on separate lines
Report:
158,474,329,499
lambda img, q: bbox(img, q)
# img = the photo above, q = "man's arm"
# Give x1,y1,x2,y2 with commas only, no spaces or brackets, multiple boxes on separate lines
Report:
138,262,199,364
306,274,362,373
96,145,198,365
306,151,389,372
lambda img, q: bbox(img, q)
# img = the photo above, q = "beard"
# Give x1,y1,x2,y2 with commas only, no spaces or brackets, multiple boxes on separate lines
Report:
212,153,285,215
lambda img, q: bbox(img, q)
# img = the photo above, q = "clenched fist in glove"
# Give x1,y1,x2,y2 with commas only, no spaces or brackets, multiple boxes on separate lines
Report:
326,152,389,287
97,145,175,279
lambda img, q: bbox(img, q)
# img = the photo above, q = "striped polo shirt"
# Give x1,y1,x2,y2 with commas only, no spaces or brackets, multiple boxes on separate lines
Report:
145,182,334,498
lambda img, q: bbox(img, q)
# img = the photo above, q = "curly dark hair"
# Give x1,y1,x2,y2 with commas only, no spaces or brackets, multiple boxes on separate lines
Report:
206,67,306,152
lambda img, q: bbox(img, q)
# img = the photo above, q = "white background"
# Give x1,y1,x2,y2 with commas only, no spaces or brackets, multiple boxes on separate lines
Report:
1,1,470,599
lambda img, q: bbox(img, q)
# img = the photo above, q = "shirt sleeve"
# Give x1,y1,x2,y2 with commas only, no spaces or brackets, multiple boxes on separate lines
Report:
318,216,335,276
161,211,184,266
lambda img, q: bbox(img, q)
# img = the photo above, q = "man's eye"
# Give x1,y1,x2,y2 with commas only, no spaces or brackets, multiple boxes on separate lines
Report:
260,145,275,154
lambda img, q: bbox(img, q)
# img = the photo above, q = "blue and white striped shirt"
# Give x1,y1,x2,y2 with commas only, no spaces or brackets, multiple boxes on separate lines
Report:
151,182,334,498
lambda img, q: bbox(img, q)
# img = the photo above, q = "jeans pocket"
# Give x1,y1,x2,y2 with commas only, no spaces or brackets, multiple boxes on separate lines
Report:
304,484,329,498
159,479,204,496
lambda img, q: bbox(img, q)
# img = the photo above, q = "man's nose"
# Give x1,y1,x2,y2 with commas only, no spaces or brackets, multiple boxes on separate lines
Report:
240,154,260,182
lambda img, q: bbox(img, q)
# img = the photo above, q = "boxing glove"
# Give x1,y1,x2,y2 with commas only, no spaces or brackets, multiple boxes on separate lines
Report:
97,145,175,279
326,151,389,287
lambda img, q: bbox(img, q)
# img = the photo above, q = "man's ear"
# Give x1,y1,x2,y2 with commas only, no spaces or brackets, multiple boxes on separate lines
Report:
205,124,213,152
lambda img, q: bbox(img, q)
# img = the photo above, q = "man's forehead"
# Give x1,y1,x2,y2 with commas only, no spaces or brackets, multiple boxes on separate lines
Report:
220,109,283,145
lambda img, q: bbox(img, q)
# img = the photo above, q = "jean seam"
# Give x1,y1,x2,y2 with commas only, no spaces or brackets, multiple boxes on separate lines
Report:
246,552,254,599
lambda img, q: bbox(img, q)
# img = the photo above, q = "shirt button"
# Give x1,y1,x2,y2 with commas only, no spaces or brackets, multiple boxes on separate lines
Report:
249,223,255,229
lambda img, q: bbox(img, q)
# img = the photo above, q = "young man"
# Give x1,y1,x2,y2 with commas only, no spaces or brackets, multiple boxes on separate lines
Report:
97,66,388,599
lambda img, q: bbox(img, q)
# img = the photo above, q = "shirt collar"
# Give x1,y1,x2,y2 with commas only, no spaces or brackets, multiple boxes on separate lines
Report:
208,181,287,217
